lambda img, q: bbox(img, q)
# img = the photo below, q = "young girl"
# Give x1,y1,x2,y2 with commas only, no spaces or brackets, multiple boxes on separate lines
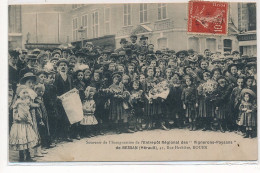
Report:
130,81,144,131
34,84,51,148
197,71,217,131
215,76,232,132
19,72,45,157
144,67,160,130
238,89,257,138
181,75,198,131
108,73,126,134
9,85,38,162
74,70,86,101
230,77,244,133
80,86,98,138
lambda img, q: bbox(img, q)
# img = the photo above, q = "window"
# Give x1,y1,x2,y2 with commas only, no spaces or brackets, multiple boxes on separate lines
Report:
157,38,167,50
158,3,167,20
242,45,257,57
223,39,232,53
206,38,216,53
104,8,110,35
188,37,199,52
123,4,131,26
92,11,99,38
8,5,21,33
72,18,78,41
81,15,88,38
248,3,256,31
140,4,148,23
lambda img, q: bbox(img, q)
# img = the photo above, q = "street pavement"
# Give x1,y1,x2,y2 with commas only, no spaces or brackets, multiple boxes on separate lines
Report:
9,128,258,162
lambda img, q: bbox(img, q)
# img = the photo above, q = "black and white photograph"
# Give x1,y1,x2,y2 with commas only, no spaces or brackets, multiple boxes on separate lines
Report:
7,2,258,162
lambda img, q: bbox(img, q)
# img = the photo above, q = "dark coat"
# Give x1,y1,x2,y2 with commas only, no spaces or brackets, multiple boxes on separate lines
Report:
54,73,73,96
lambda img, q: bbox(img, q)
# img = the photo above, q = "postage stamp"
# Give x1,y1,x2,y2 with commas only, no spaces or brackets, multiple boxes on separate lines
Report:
188,1,229,35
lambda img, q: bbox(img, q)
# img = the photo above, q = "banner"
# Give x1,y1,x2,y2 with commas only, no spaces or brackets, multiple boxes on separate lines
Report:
59,88,84,124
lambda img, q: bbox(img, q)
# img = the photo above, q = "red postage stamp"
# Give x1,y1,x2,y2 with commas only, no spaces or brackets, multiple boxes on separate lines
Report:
188,1,229,35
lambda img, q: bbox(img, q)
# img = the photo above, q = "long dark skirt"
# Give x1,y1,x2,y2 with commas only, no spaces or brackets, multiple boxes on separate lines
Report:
109,98,124,123
198,98,215,118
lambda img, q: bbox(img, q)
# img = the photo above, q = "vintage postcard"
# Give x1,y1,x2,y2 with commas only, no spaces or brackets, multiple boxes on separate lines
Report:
8,1,257,162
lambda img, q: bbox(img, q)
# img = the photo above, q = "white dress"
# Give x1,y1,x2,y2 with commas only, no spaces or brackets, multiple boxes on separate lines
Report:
80,100,98,125
9,99,38,150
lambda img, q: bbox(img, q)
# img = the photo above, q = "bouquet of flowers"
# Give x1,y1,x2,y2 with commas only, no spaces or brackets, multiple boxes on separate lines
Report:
148,81,170,100
201,80,218,102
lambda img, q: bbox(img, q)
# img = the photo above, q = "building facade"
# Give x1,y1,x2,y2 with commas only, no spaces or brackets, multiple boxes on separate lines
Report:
236,3,257,57
9,5,22,49
10,2,256,55
20,4,71,50
67,3,242,54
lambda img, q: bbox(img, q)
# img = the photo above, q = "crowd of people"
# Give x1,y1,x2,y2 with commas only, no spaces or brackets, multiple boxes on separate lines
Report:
8,34,257,162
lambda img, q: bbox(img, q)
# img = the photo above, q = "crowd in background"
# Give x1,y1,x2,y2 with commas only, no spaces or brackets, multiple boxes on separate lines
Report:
8,34,257,162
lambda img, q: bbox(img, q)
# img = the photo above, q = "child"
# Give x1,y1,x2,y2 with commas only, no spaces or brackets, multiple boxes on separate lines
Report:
230,77,244,133
80,86,98,137
36,71,48,85
83,69,92,87
20,73,44,157
43,70,59,144
168,72,183,128
181,75,198,131
130,81,144,131
197,71,217,131
74,70,86,101
215,76,232,132
127,63,136,81
144,67,158,130
9,85,38,162
108,73,127,133
34,84,51,149
238,89,257,138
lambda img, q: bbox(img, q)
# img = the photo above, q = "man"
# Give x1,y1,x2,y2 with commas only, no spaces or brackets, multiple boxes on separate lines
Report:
16,49,28,72
129,34,140,52
176,50,189,67
138,35,149,54
204,49,211,61
54,58,75,142
19,54,39,80
115,38,129,53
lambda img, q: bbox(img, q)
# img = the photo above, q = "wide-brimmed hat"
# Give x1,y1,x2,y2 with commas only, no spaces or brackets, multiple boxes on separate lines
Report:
22,49,28,54
50,57,59,62
120,38,128,44
245,62,256,68
52,50,61,56
155,50,163,55
130,34,137,38
241,88,256,98
56,58,69,66
20,72,36,84
110,53,118,58
112,72,122,79
31,48,41,55
140,35,148,40
27,54,38,60
227,63,239,73
176,50,188,57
